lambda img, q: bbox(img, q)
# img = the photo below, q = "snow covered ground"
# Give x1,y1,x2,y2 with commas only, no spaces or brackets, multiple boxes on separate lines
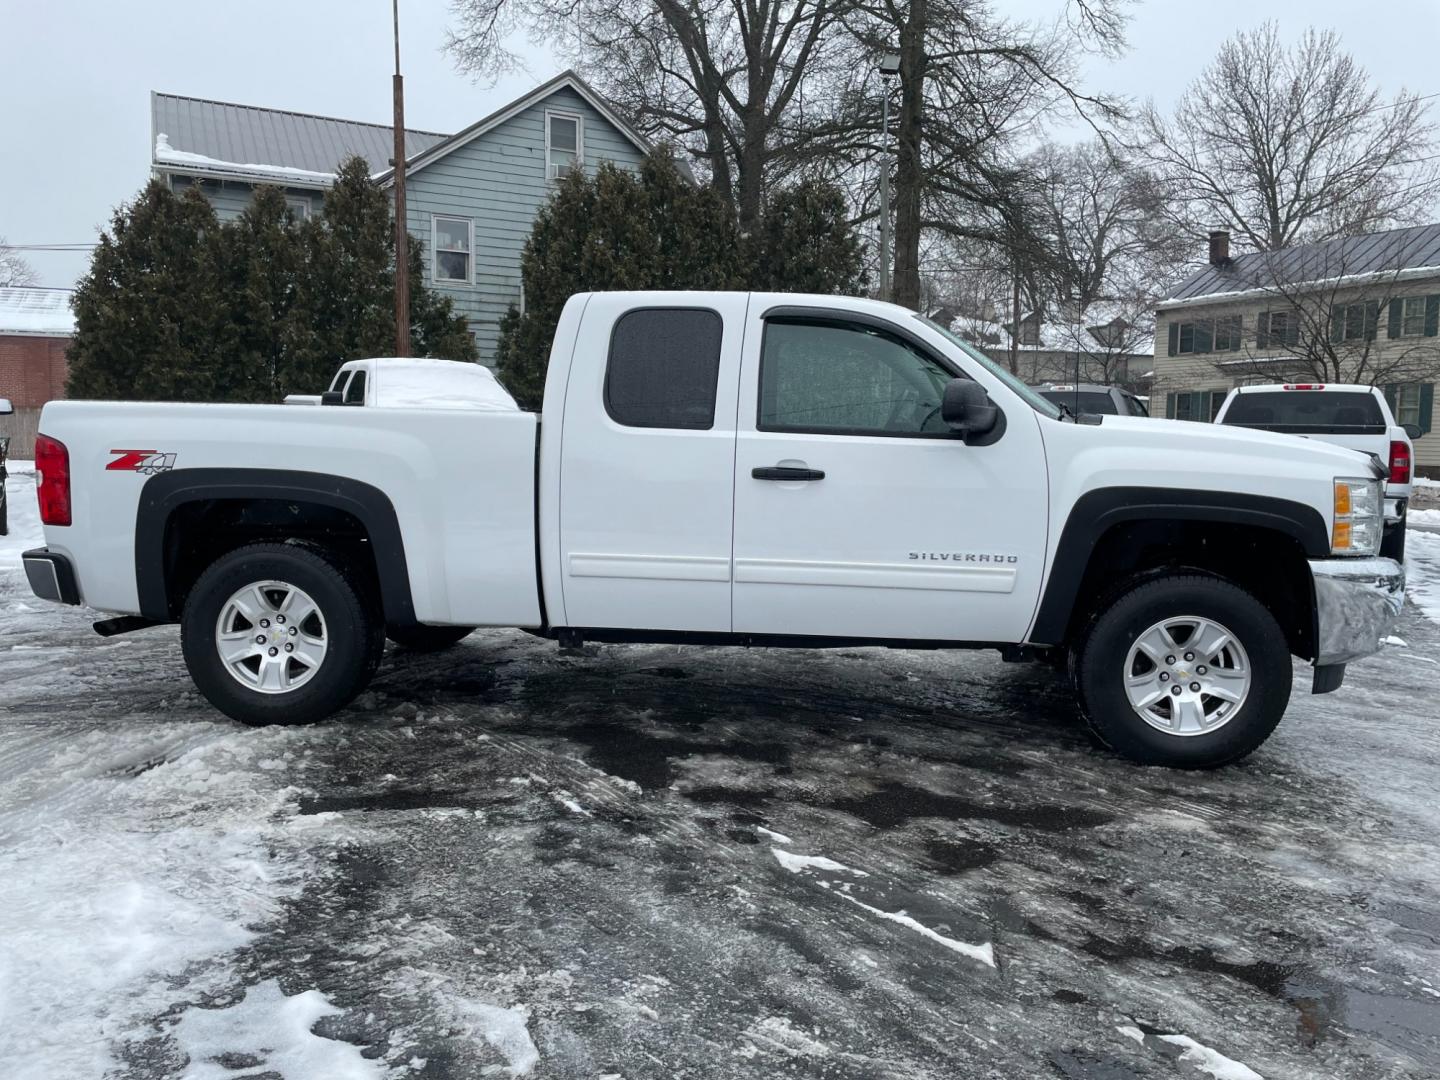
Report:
4,466,1440,1078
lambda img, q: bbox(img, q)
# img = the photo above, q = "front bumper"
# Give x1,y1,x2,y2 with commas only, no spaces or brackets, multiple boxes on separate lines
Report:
1310,556,1405,666
22,548,81,605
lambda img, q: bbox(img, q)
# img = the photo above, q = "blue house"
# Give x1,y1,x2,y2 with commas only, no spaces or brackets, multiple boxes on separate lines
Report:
151,72,654,363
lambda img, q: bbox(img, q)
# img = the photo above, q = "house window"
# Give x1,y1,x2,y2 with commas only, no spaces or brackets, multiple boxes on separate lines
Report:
1393,383,1423,426
1333,301,1377,342
1401,296,1426,337
285,195,311,220
605,308,722,429
547,112,582,179
1170,318,1214,355
1212,315,1243,352
1257,310,1299,349
1166,390,1223,422
432,216,473,284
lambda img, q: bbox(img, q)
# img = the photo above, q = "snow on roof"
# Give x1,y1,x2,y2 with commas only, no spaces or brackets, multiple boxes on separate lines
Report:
0,287,75,337
155,134,340,187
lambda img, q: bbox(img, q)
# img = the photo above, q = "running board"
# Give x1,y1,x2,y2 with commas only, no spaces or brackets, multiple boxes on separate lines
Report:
93,616,165,637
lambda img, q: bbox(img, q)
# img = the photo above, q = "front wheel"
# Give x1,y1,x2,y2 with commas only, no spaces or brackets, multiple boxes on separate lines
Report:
1074,575,1292,768
181,543,384,726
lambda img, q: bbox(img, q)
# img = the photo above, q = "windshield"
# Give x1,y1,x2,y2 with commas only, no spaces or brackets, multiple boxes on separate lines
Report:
1039,390,1117,415
1220,390,1386,435
915,315,1064,419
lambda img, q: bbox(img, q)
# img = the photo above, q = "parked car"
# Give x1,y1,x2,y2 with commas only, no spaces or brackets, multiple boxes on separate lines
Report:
1032,382,1149,417
283,356,519,412
22,292,1404,768
0,396,12,537
1214,383,1418,560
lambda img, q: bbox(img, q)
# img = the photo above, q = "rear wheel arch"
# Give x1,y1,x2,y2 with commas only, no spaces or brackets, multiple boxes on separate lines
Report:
1031,487,1327,659
136,469,416,627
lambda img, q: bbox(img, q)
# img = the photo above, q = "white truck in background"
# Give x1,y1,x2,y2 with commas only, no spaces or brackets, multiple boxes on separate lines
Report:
21,292,1406,768
1214,382,1419,560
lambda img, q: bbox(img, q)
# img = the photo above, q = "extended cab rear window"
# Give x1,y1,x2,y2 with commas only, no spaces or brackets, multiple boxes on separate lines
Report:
1039,390,1117,415
605,308,722,429
1220,391,1386,435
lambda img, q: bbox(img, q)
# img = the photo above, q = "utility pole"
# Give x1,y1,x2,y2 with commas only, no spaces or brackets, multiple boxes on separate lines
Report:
878,52,900,303
392,0,410,356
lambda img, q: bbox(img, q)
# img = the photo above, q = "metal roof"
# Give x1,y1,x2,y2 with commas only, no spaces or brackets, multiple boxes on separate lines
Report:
1164,223,1440,306
151,92,450,179
0,287,74,337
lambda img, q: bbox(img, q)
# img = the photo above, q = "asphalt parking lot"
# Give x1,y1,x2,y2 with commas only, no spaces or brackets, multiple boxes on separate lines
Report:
4,530,1440,1079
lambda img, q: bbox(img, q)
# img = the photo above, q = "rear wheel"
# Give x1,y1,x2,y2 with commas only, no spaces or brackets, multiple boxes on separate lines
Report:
181,543,383,726
1074,575,1291,768
386,624,474,652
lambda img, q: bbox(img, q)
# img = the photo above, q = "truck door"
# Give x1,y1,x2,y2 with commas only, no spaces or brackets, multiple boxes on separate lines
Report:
557,293,748,632
730,306,1049,642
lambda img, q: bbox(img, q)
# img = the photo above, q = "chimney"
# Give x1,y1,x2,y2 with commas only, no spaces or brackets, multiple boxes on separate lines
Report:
1208,228,1231,267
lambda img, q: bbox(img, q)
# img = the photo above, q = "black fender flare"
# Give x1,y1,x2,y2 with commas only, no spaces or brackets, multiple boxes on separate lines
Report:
1028,486,1329,645
135,468,415,625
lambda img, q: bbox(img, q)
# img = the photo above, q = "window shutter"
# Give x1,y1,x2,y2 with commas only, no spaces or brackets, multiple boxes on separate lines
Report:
1330,306,1344,343
1388,300,1403,339
1421,382,1435,434
1200,390,1212,421
1384,383,1398,416
1167,322,1178,356
1365,300,1380,341
1426,295,1440,337
1256,312,1270,350
1165,392,1176,419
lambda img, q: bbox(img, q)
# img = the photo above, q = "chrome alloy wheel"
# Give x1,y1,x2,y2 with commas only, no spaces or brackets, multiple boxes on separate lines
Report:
1123,615,1251,736
214,580,328,694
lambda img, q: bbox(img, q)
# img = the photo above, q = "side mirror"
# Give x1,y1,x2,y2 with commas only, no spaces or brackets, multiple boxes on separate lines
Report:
940,379,998,441
1403,423,1423,441
0,398,12,416
320,390,345,406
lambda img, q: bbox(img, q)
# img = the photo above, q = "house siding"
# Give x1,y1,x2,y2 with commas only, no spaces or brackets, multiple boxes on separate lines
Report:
1154,287,1440,471
167,174,325,223
402,86,647,365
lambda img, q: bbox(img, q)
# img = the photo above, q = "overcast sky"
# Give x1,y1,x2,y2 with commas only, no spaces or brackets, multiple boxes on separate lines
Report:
3,0,1438,287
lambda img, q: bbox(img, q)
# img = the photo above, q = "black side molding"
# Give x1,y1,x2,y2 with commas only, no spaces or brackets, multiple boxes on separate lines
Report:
1029,486,1330,646
135,469,416,625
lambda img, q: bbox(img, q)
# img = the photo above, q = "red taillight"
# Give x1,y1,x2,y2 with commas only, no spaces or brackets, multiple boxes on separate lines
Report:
35,434,72,526
1282,384,1325,391
1389,439,1413,486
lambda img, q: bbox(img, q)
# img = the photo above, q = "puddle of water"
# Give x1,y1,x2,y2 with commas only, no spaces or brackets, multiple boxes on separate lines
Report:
565,722,790,790
296,789,487,814
923,835,1000,875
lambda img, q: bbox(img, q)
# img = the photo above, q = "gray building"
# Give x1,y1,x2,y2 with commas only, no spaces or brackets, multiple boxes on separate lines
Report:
151,72,653,364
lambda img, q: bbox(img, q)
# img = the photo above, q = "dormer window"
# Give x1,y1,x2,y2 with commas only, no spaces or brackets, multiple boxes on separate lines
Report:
547,112,582,180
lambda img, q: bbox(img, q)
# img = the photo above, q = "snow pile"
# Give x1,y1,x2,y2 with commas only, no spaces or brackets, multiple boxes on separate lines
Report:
370,357,519,411
1118,1025,1263,1080
1,460,39,569
1408,507,1440,526
155,133,337,186
1407,530,1440,624
168,980,384,1079
0,723,317,1079
772,847,868,876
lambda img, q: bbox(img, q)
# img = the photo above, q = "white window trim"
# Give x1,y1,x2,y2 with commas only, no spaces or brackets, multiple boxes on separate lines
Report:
285,194,312,220
431,214,475,286
546,110,584,180
1402,295,1427,337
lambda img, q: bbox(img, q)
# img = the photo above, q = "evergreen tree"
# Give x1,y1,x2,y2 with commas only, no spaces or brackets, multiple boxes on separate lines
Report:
753,179,865,295
68,182,231,400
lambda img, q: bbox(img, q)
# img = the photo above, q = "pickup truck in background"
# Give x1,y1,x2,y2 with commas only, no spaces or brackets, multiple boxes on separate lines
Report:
283,355,519,412
21,292,1406,768
1214,383,1419,560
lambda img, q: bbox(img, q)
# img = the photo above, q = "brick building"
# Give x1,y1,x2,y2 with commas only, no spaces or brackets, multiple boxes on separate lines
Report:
0,287,74,458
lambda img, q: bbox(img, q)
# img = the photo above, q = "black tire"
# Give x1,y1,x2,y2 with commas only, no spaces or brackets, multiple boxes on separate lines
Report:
386,624,475,652
181,543,384,726
1074,575,1292,768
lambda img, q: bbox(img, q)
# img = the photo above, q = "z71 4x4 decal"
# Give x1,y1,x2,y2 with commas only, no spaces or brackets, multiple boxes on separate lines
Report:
106,450,177,475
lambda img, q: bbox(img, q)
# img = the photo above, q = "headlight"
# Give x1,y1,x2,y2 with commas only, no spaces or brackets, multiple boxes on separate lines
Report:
1332,477,1382,555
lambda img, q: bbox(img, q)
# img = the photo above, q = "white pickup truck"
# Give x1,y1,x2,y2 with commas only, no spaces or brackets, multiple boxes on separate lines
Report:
22,292,1406,767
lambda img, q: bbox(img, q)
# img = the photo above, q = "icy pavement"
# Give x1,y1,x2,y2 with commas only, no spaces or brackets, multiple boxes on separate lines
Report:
3,469,1440,1078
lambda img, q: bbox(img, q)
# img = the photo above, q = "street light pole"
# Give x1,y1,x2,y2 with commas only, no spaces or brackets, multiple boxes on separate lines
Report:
392,0,411,357
877,52,900,304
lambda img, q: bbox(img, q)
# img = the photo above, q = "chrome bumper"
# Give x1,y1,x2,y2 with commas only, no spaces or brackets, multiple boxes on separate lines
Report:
1310,556,1405,666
